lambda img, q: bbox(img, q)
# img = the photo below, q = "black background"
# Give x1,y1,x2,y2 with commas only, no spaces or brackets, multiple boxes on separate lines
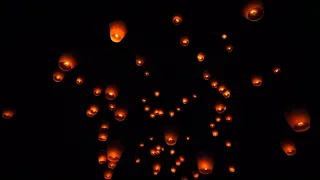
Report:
0,1,318,179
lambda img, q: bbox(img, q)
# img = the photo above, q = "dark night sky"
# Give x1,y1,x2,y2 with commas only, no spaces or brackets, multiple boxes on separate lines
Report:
0,1,318,179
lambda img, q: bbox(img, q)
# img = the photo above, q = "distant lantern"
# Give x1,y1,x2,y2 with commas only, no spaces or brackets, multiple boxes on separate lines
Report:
98,151,107,164
169,111,175,117
164,130,178,146
108,102,116,111
285,107,310,132
108,161,117,169
144,71,149,76
109,20,127,43
272,66,281,74
218,84,227,93
215,103,226,114
154,90,160,97
93,87,102,96
105,85,118,100
136,56,145,66
203,70,211,80
2,109,15,119
222,34,227,40
182,97,188,104
229,165,235,173
98,129,109,142
226,45,233,52
107,140,124,162
223,90,231,98
58,54,77,71
281,139,296,156
114,108,128,121
193,171,199,179
53,70,64,82
172,14,183,25
76,76,84,85
104,169,113,179
225,140,231,148
225,114,232,122
87,104,99,117
197,153,213,175
243,1,264,21
180,36,189,47
210,79,218,88
251,75,262,87
171,166,176,173
153,162,161,174
212,129,218,137
197,52,205,62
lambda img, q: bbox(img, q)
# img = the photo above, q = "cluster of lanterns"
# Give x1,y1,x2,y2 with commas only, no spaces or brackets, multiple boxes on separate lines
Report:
1,1,311,179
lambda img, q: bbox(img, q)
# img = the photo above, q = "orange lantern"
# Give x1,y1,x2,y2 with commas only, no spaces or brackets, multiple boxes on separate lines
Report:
193,94,197,98
108,161,117,169
210,79,218,88
164,130,178,146
243,1,264,21
93,87,102,96
225,140,231,148
98,151,107,164
105,85,118,100
186,136,190,140
169,111,175,117
181,176,188,180
223,90,231,98
171,166,176,173
144,105,150,112
150,149,156,156
176,107,181,112
107,140,124,162
104,169,113,179
215,103,226,114
53,70,64,82
144,71,149,76
153,162,161,173
212,129,218,137
222,34,227,40
229,165,235,173
251,75,262,87
180,36,189,47
109,20,127,43
135,157,140,163
225,114,232,122
281,139,296,156
285,108,310,132
98,129,109,142
172,14,183,25
218,84,227,93
87,104,99,117
108,102,116,111
272,66,281,74
226,45,233,52
170,149,175,155
197,153,213,174
58,54,77,71
203,70,211,80
2,109,15,119
149,136,154,141
175,159,181,166
114,108,128,121
182,97,188,104
193,171,199,179
150,113,155,118
76,76,84,85
142,98,147,103
154,90,160,97
197,52,205,62
139,142,144,147
215,116,221,122
101,122,109,129
136,56,145,66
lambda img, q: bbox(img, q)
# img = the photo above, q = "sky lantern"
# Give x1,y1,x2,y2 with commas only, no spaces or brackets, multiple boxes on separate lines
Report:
153,161,161,174
251,75,262,86
114,108,128,121
182,97,188,104
212,129,218,137
243,1,264,21
223,90,231,98
2,109,15,119
285,107,310,132
105,85,118,100
104,169,113,179
172,14,182,25
229,165,235,173
136,56,145,66
107,140,124,163
222,34,227,40
58,54,77,71
164,130,178,146
93,87,102,96
53,70,64,82
107,161,116,169
98,129,109,142
76,76,84,85
86,104,99,117
210,79,218,88
281,139,296,156
180,36,189,47
109,20,127,43
98,150,107,164
226,45,233,52
272,66,281,74
215,103,226,114
197,52,205,62
203,70,211,80
218,84,227,93
197,153,213,175
108,102,116,111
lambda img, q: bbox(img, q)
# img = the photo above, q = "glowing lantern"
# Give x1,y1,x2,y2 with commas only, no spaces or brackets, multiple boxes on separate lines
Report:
53,70,64,82
225,140,231,148
153,162,161,173
281,140,296,156
182,97,188,104
144,105,150,112
144,71,149,76
180,36,189,47
243,1,264,21
156,145,161,150
87,105,99,117
193,171,199,179
203,70,211,80
114,108,128,121
229,165,235,173
149,136,153,141
215,103,226,114
251,75,262,86
135,157,140,163
172,14,183,25
139,142,144,147
197,153,213,174
179,155,185,162
186,136,190,140
93,87,102,96
169,111,175,117
101,122,109,129
197,52,205,62
225,114,232,122
272,66,281,74
170,149,175,155
218,84,227,93
164,130,178,146
108,161,116,169
216,116,221,122
171,166,176,173
210,79,218,88
158,109,164,116
105,85,118,100
212,129,218,137
107,140,124,162
76,76,84,85
58,54,77,71
285,108,310,132
181,176,188,180
108,102,116,111
98,130,109,142
222,34,227,40
109,20,127,43
193,94,197,98
223,90,231,98
226,45,233,52
104,169,113,179
153,172,158,176
98,151,107,164
154,90,160,97
136,56,145,66
161,147,164,151
175,159,181,166
150,149,156,156
176,107,181,112
150,113,155,118
209,122,215,128
142,98,146,103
